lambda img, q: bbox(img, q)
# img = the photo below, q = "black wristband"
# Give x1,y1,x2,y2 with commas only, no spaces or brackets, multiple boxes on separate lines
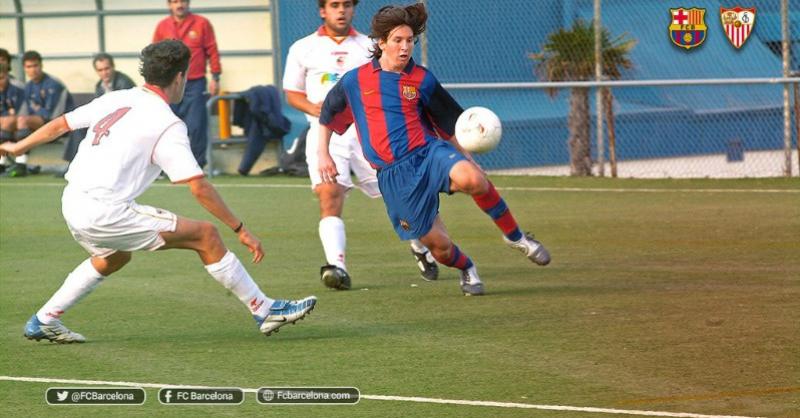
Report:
233,222,243,233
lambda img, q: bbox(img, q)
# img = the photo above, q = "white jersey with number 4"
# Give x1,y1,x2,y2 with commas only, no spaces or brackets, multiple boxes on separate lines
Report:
63,87,203,204
282,26,372,123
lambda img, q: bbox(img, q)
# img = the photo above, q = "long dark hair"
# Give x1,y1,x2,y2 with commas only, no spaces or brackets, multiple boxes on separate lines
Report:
369,3,427,59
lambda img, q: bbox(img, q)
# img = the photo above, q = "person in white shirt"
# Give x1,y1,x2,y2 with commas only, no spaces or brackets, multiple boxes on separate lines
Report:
283,0,438,290
0,40,316,344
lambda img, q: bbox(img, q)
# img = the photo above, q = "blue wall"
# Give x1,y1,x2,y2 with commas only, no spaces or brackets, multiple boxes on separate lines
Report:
277,0,797,169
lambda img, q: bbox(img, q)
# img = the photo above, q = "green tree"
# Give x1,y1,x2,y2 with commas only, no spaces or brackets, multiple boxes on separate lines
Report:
530,20,635,176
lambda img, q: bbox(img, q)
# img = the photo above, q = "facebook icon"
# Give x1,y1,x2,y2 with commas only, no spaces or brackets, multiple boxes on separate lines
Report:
164,390,172,403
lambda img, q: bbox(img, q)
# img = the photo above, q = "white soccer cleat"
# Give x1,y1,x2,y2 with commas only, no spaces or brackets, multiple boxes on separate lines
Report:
24,314,86,344
504,232,551,266
459,266,485,296
257,296,317,336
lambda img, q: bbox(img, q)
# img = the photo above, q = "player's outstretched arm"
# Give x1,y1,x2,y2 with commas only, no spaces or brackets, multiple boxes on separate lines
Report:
186,177,264,263
0,115,70,157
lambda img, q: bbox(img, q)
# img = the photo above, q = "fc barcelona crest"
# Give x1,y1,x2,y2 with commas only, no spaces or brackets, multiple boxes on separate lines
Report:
721,6,756,49
402,85,417,100
669,7,707,50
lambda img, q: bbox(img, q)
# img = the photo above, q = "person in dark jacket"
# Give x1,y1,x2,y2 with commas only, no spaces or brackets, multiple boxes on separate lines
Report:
0,62,25,174
93,53,136,98
10,51,70,177
0,48,25,89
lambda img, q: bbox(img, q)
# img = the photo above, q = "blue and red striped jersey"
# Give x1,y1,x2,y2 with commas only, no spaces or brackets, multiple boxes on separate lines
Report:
320,58,463,169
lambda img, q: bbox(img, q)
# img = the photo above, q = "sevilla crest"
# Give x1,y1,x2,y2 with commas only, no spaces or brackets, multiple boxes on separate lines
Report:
720,7,756,49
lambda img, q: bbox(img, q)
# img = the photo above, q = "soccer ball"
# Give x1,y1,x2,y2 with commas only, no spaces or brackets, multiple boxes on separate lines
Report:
455,106,502,154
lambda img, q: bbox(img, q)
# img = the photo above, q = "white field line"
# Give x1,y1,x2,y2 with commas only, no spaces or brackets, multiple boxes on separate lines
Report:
0,375,763,418
0,182,797,194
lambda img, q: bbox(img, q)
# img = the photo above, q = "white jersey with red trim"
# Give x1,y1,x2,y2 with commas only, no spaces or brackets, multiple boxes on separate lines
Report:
282,26,372,122
63,86,203,204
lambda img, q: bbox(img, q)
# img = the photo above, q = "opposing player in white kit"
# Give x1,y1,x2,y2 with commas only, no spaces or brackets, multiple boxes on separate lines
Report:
283,0,438,290
0,40,316,343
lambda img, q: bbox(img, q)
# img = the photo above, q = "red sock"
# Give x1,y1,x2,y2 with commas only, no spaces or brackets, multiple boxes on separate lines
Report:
472,181,523,241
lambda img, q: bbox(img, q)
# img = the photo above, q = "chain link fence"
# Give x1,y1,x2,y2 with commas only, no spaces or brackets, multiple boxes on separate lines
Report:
277,0,799,177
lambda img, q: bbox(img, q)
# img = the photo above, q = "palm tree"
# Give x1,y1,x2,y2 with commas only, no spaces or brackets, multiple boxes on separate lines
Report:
530,19,635,176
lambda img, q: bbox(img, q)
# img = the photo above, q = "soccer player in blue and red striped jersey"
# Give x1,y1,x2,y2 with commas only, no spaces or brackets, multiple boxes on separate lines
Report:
318,4,550,296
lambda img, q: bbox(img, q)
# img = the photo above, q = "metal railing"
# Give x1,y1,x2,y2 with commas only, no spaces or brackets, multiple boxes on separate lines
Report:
205,92,245,177
442,77,800,177
0,1,276,83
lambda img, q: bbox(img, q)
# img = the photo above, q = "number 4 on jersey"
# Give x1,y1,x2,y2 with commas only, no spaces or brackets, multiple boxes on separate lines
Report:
92,107,132,145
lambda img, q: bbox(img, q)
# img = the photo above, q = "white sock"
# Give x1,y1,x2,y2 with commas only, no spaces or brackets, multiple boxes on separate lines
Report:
36,259,104,324
16,154,28,164
205,251,274,318
0,155,8,165
319,216,346,270
409,239,429,254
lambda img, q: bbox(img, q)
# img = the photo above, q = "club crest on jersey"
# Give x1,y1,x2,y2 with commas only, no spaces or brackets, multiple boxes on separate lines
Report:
402,85,417,100
720,6,756,49
400,219,411,231
188,30,198,39
669,7,707,50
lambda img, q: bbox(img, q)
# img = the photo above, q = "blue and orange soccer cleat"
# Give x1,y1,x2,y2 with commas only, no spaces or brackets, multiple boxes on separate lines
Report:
256,296,317,337
24,314,86,344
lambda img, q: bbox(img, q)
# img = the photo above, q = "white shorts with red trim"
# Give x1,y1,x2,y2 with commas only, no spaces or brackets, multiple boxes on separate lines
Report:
306,120,380,198
61,190,177,258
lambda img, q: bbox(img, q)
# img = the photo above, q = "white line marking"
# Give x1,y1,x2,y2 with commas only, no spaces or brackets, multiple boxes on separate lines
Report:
498,186,800,194
0,182,797,194
0,182,309,189
0,375,763,418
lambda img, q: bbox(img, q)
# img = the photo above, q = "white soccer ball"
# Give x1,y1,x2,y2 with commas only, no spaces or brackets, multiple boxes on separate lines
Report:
455,106,502,154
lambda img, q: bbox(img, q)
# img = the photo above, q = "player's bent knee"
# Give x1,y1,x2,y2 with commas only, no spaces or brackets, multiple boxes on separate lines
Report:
199,221,222,245
92,251,132,275
315,183,344,200
469,174,489,195
451,162,488,194
315,184,345,216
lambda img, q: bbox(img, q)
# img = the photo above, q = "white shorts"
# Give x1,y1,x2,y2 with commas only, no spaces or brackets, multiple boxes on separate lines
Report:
61,190,178,258
306,119,380,198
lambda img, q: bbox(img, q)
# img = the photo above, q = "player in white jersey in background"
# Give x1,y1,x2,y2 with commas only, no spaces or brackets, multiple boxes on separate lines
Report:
283,0,438,290
0,40,316,343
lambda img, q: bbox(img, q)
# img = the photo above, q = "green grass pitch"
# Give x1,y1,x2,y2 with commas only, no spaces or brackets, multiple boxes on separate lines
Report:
1,175,798,417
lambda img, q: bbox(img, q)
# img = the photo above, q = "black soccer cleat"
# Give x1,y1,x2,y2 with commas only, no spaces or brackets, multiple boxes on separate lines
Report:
320,264,351,290
411,248,439,281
